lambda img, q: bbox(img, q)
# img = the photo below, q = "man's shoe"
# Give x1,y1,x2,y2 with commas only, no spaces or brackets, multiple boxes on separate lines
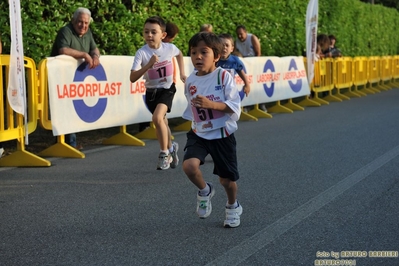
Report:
224,202,243,228
197,183,215,218
157,152,172,170
170,142,179,169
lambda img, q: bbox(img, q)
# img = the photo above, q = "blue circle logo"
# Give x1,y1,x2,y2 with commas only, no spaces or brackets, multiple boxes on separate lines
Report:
288,59,302,93
72,63,108,123
263,60,275,97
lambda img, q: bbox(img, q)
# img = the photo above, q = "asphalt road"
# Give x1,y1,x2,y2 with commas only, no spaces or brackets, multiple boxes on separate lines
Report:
1,87,399,266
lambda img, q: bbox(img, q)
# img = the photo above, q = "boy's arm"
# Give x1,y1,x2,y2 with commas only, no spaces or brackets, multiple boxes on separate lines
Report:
251,35,261,56
175,51,187,83
130,54,158,83
237,69,250,97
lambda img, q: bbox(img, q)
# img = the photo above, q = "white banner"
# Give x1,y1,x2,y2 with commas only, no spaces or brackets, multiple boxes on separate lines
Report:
306,0,318,84
47,55,310,136
8,0,26,115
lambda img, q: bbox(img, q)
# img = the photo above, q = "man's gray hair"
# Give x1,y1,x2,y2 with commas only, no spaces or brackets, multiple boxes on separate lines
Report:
72,7,91,21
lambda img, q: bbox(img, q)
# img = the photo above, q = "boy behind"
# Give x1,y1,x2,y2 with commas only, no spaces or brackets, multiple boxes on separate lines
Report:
182,32,243,228
130,16,186,170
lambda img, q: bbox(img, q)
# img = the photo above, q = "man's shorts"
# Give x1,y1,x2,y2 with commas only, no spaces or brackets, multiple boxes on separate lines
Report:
183,130,240,181
145,83,176,114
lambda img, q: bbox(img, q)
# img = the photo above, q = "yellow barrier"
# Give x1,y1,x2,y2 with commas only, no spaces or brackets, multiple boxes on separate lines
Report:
333,57,352,100
367,56,385,93
0,55,50,167
392,55,399,87
311,58,341,105
379,56,393,90
352,56,370,96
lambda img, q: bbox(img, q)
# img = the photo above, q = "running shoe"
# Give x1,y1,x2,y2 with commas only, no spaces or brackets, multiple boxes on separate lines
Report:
197,183,215,218
157,152,172,170
170,142,179,169
224,202,243,228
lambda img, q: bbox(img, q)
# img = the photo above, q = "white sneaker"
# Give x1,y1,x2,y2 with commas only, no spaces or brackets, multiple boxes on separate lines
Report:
170,142,179,169
224,202,243,228
197,183,215,218
259,104,267,112
157,152,172,170
0,147,4,157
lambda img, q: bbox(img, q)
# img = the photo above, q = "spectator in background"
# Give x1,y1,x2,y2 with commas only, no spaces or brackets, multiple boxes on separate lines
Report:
235,25,266,112
51,7,101,149
316,34,330,60
199,24,213,33
326,34,342,58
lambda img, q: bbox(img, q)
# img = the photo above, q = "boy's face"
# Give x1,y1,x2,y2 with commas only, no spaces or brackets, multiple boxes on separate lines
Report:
190,40,220,76
143,23,166,49
220,38,234,59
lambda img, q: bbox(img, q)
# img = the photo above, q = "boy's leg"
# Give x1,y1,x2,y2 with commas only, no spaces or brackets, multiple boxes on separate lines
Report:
183,158,215,218
152,103,169,151
183,158,206,189
219,177,238,205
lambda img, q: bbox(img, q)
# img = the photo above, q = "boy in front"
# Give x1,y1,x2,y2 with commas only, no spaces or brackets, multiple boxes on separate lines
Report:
182,32,243,228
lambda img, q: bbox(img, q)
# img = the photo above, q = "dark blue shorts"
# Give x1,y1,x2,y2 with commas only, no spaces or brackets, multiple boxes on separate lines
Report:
145,83,176,114
183,130,239,181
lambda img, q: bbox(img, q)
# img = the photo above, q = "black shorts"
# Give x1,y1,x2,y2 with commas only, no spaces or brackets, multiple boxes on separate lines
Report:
183,130,239,181
145,83,176,114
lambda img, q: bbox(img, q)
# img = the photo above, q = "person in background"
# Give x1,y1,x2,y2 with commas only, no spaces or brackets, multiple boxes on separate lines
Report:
50,7,101,149
139,21,181,132
130,16,186,170
183,32,243,228
326,34,342,58
235,25,266,112
217,33,250,97
199,24,213,33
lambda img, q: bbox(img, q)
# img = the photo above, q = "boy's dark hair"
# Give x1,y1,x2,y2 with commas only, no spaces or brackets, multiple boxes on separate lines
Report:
166,22,179,39
218,33,235,46
189,32,223,59
145,16,166,32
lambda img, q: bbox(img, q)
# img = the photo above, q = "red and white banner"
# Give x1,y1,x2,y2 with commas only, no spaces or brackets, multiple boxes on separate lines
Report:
8,0,26,115
306,0,318,84
47,56,310,136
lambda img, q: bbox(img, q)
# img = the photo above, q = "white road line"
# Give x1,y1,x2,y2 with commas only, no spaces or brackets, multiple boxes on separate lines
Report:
206,145,399,266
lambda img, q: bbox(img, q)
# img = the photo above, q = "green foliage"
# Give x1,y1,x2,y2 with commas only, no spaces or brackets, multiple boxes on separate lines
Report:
0,0,398,64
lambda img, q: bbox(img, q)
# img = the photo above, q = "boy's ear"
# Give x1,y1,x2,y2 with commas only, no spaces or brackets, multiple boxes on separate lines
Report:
214,54,221,62
161,31,167,39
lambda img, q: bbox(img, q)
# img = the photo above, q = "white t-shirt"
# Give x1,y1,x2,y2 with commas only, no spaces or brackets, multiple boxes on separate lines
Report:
183,67,241,140
131,43,180,89
235,33,255,57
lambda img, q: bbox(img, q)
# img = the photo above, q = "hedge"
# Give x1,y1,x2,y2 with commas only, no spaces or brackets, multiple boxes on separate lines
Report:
0,0,398,64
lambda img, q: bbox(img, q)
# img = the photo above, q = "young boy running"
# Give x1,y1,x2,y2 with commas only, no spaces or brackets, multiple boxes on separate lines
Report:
130,16,186,170
217,33,251,97
182,32,243,228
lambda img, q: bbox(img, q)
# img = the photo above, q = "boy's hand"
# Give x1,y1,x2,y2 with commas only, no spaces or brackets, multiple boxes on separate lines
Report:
149,54,159,67
193,95,212,109
243,85,250,97
180,74,187,83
